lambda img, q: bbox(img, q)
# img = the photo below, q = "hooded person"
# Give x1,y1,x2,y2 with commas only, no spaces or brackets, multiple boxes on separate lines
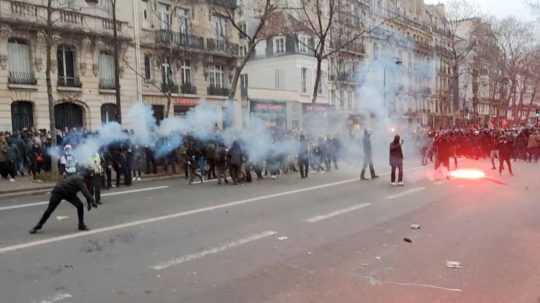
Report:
29,174,98,234
59,144,77,176
389,134,404,186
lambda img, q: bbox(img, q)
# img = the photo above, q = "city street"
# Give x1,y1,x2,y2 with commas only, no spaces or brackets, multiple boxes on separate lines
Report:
1,158,539,303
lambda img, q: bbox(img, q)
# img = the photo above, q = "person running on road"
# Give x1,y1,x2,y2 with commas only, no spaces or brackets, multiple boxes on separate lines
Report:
29,174,97,234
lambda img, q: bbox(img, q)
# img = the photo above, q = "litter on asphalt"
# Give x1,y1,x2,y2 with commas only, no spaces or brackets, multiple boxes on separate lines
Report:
446,261,463,269
410,224,421,230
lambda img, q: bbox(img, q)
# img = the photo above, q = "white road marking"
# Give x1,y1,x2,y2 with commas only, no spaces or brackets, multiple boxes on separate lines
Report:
305,203,371,223
0,177,372,254
35,293,72,303
151,230,277,270
0,186,169,212
385,187,426,200
0,167,427,254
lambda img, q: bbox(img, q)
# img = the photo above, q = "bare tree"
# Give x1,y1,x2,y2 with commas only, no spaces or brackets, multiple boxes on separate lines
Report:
443,0,480,117
219,0,279,100
491,17,535,122
296,0,395,103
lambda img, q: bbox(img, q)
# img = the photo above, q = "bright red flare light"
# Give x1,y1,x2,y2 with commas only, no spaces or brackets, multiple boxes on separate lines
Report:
449,169,486,180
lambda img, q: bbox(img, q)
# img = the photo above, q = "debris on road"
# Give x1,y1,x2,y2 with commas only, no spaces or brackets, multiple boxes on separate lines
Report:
56,216,69,221
446,261,463,269
403,237,412,243
410,224,421,230
277,236,288,241
375,256,382,260
306,251,312,255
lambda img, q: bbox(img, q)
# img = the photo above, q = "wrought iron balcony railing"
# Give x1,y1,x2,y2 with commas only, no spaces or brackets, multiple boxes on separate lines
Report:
181,83,197,95
8,71,37,85
57,76,81,88
207,86,230,96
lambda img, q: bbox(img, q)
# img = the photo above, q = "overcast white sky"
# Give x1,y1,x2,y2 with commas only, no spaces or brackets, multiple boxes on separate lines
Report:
424,0,535,20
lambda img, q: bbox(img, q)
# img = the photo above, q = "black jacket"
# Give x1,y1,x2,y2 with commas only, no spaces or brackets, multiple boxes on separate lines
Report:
53,175,94,203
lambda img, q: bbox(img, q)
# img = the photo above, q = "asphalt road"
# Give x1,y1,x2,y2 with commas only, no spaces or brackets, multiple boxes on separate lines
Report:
0,158,539,303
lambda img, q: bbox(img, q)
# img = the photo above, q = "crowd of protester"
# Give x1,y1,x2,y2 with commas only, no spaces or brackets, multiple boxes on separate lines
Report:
416,126,540,177
0,127,346,190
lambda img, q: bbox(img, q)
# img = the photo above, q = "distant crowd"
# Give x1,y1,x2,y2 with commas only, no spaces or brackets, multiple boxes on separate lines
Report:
417,127,540,176
0,127,346,187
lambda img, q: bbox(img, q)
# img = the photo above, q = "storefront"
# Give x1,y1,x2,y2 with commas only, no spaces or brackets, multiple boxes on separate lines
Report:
249,99,287,128
173,97,199,117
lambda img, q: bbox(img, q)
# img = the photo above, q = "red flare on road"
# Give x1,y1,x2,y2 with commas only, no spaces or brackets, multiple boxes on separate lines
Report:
449,169,486,180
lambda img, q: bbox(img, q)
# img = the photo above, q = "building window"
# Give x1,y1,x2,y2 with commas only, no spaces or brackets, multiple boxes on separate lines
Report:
161,60,174,84
212,15,227,40
177,7,190,35
8,38,33,85
209,65,225,88
159,3,170,30
274,37,285,54
298,35,309,53
144,54,152,81
57,45,77,86
240,73,248,97
98,52,115,89
347,90,353,109
101,103,118,124
180,60,191,85
301,67,307,93
11,101,34,131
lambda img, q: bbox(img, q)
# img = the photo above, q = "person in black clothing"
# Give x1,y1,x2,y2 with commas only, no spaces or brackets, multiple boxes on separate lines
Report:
389,135,404,186
215,143,229,185
111,145,125,187
186,143,203,184
29,175,97,233
228,141,243,185
498,134,514,176
298,135,309,179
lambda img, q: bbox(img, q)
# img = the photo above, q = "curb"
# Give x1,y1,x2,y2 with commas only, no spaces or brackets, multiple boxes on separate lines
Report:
0,174,187,199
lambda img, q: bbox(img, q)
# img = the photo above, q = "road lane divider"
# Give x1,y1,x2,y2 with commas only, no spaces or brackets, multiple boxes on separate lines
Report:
385,187,426,200
0,186,169,212
0,167,427,254
151,230,277,270
305,203,371,223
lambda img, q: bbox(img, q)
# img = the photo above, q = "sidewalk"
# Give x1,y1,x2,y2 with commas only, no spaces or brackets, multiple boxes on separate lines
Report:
0,172,187,198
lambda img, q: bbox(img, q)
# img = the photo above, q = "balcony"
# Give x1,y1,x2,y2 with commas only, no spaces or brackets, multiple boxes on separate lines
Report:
181,83,197,95
0,0,128,39
206,38,239,57
207,86,230,97
208,0,237,9
8,71,37,85
161,82,179,94
99,78,116,90
57,76,81,88
156,30,204,50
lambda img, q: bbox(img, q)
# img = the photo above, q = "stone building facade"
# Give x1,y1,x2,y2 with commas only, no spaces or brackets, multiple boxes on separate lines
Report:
0,0,241,132
0,0,138,132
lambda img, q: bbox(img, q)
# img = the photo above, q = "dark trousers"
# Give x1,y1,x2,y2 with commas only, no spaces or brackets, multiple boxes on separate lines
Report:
0,161,16,179
216,164,228,184
391,163,403,183
207,159,216,179
499,157,513,175
361,160,376,178
230,164,241,184
113,164,124,187
104,166,112,189
298,158,309,178
87,175,102,203
188,162,203,183
34,192,85,229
